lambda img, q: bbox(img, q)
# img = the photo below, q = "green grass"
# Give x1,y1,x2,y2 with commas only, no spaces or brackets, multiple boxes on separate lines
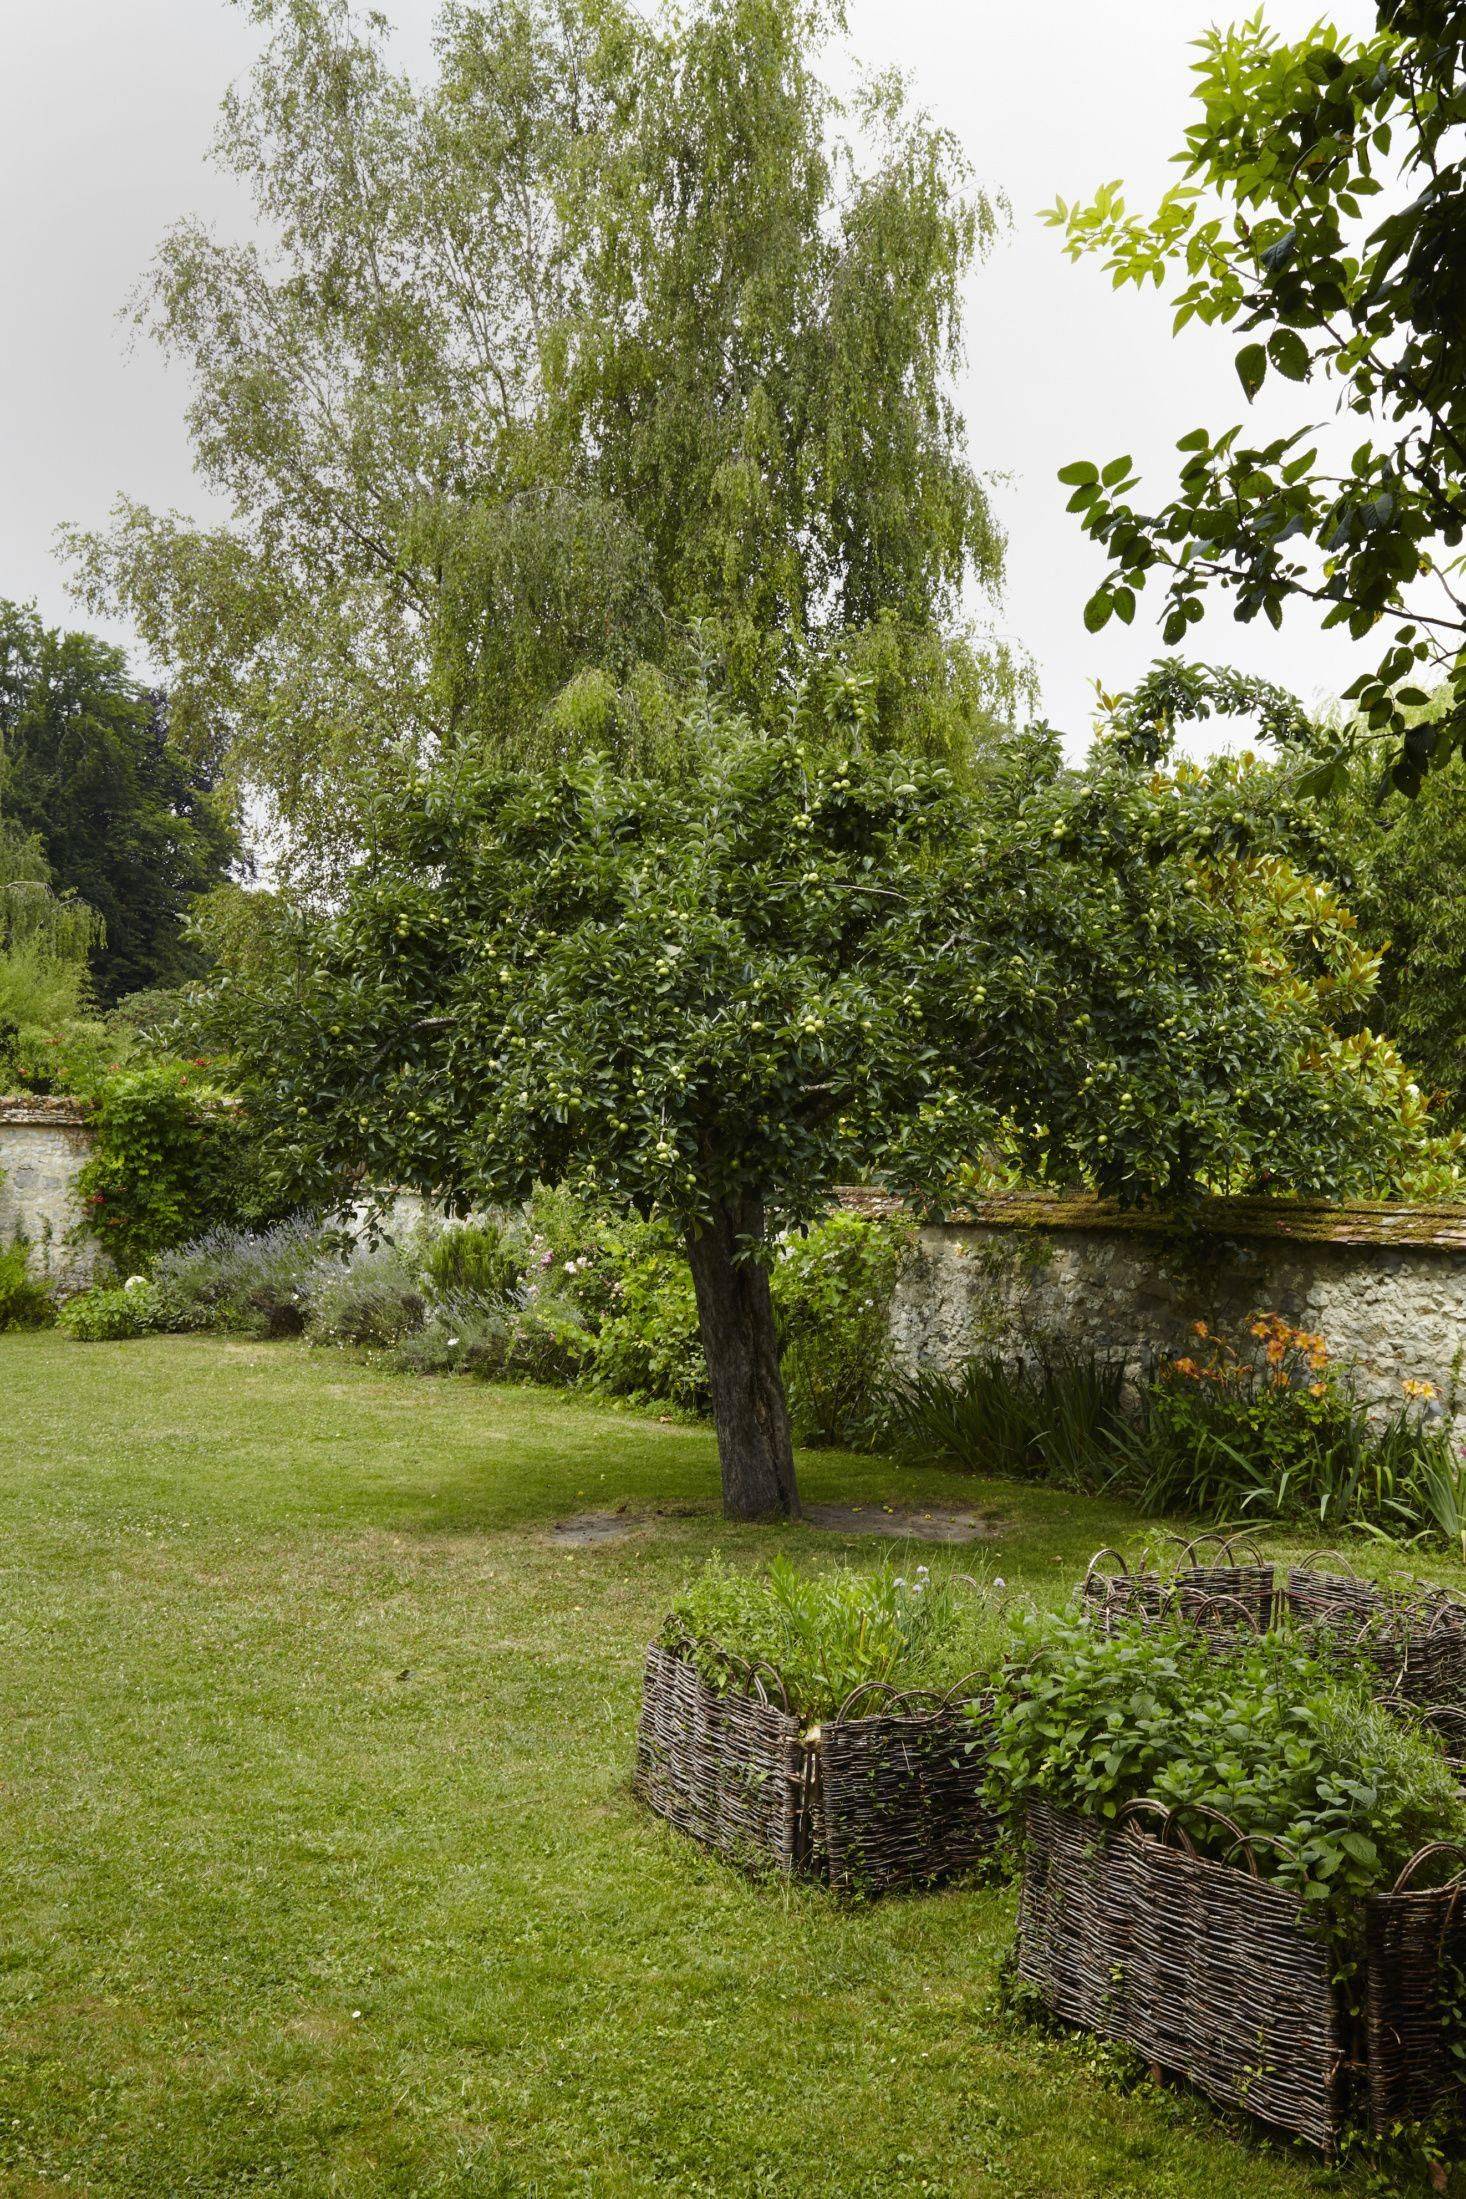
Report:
0,1333,1455,2197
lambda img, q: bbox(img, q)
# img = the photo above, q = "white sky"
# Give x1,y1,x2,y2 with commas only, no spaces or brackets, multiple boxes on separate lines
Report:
0,0,1379,763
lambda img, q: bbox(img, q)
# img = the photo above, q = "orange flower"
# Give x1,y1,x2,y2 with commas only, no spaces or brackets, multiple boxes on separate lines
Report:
1192,1320,1210,1340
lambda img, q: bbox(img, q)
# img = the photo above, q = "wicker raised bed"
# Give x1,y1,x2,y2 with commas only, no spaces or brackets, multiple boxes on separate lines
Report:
1083,1534,1277,1640
1016,1799,1466,2151
633,1634,998,1895
1083,1538,1466,1707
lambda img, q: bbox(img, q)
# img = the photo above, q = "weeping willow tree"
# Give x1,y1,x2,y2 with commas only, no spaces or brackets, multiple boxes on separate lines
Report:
66,0,1027,879
0,820,103,1067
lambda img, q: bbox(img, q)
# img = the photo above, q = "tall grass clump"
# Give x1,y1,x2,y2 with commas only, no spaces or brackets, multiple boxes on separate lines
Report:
888,1344,1127,1487
0,1238,54,1332
665,1554,1013,1721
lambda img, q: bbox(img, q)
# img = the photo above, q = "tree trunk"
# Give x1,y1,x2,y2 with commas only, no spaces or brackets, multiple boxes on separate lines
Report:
684,1199,800,1522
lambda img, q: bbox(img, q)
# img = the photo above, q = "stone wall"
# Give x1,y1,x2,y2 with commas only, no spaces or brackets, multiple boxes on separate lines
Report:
858,1191,1466,1429
0,1097,96,1291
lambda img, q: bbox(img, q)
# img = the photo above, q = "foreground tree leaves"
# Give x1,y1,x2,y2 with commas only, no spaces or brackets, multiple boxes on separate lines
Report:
1046,4,1466,795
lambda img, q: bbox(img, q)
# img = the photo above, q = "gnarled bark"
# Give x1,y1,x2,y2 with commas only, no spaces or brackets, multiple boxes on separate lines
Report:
684,1199,800,1521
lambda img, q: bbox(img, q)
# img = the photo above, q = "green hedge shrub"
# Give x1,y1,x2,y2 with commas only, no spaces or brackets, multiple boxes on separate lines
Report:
75,1062,243,1272
775,1209,912,1447
58,1281,163,1340
420,1218,525,1304
0,1240,54,1331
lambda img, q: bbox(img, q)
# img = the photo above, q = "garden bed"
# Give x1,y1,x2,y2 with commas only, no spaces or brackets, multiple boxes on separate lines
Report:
1016,1799,1466,2152
633,1635,998,1896
1083,1538,1466,1706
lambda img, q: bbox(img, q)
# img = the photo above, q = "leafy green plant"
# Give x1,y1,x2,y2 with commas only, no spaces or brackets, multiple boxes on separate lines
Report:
985,1608,1465,1916
0,1240,54,1332
58,1281,162,1341
74,1061,243,1272
498,1299,596,1386
582,1218,706,1411
420,1217,526,1306
774,1209,911,1449
665,1555,1011,1724
1045,12,1466,789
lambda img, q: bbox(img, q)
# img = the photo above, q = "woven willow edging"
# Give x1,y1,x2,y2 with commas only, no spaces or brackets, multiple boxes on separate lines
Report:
1017,1801,1466,2151
632,1640,998,1895
1083,1538,1466,1709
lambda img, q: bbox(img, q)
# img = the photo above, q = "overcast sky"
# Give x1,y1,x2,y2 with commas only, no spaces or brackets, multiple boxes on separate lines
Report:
0,0,1379,758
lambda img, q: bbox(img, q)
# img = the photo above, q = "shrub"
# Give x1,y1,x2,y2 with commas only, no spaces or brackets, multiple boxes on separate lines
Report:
420,1216,526,1305
519,1190,909,1427
502,1188,706,1407
308,1239,427,1350
1405,1441,1466,1564
388,1296,511,1377
58,1280,162,1341
74,1061,242,1272
388,1291,594,1385
665,1554,1011,1723
0,1239,54,1331
588,1224,705,1409
329,1191,911,1421
774,1209,910,1449
985,1607,1465,1916
496,1298,596,1385
151,1217,336,1337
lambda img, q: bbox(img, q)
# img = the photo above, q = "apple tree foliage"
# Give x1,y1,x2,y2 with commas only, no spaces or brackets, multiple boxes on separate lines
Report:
199,677,1456,1517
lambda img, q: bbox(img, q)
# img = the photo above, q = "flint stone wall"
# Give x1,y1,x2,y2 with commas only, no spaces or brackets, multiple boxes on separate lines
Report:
0,1097,96,1291
841,1191,1466,1430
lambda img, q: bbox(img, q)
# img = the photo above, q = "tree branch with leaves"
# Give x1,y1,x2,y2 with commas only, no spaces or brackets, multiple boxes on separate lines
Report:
1046,4,1466,792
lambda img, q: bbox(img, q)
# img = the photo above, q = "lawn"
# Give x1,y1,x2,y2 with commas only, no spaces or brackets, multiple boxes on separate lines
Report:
0,1334,1450,2198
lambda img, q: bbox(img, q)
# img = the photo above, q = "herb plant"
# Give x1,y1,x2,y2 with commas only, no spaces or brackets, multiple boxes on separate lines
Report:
985,1609,1465,1914
0,1239,54,1332
663,1555,1012,1725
